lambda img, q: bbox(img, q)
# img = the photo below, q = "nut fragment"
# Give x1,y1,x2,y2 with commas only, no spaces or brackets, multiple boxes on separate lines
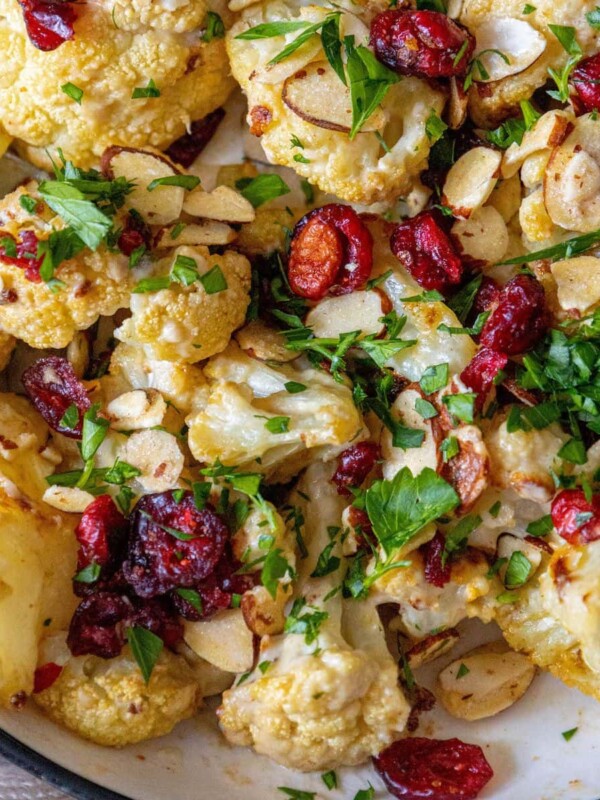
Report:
442,147,502,219
106,389,167,431
436,640,536,720
183,186,256,223
119,429,184,493
305,291,386,339
452,206,508,263
235,320,298,362
184,608,255,673
551,256,600,314
241,584,288,636
42,485,95,513
470,18,546,82
155,221,237,248
406,629,460,669
501,111,570,179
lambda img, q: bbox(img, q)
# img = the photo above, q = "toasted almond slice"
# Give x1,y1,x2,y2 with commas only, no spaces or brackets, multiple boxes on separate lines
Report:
156,220,237,248
544,115,600,233
42,485,95,514
101,146,184,226
184,609,255,673
253,37,323,85
382,388,438,481
305,290,386,339
439,424,490,514
119,429,184,493
106,389,167,431
448,76,468,130
183,185,256,223
502,110,571,178
471,18,546,82
241,584,288,636
551,255,600,313
437,640,536,720
442,147,502,219
282,61,386,133
235,319,298,362
406,629,460,669
452,205,509,263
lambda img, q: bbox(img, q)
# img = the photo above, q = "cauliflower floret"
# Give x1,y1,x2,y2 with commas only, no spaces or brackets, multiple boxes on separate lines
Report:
0,0,234,169
461,0,597,127
115,246,251,363
186,343,366,480
34,637,201,746
218,463,409,771
0,184,132,349
497,545,600,701
227,0,444,204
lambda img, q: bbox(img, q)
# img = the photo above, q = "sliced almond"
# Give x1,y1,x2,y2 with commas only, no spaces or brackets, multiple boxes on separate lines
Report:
448,76,468,130
282,61,386,133
452,205,509,263
253,37,323,85
406,629,460,669
305,290,386,339
471,18,546,82
42,485,95,514
442,147,502,219
437,640,536,720
119,429,184,493
106,389,167,431
438,424,490,514
183,185,255,223
544,115,600,233
183,608,255,673
502,110,571,178
235,319,298,362
155,220,237,248
241,584,287,636
101,146,184,226
551,255,600,313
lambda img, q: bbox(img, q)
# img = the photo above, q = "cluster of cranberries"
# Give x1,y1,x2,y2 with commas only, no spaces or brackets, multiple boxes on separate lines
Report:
22,357,252,671
0,230,44,283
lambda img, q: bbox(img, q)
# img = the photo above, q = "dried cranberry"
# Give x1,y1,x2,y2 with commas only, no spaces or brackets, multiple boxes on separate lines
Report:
75,495,129,573
128,597,183,649
348,506,377,550
118,212,151,257
332,442,381,496
422,531,451,587
124,491,228,598
374,737,494,800
571,54,600,114
370,10,474,79
287,204,373,299
166,109,226,168
67,592,128,659
33,662,63,693
0,230,43,282
18,0,76,51
460,348,508,412
22,356,91,438
472,276,501,317
390,210,464,293
551,489,600,545
479,275,547,356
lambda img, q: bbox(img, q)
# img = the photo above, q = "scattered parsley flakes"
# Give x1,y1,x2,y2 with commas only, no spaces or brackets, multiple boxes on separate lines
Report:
131,78,161,99
321,771,338,791
236,174,291,207
61,82,84,104
19,194,38,213
562,727,578,741
284,381,307,394
419,362,449,395
199,264,228,294
456,662,470,678
201,11,225,41
74,562,100,584
523,2,536,11
526,515,554,536
278,789,316,800
504,551,533,589
415,397,438,419
175,588,203,614
425,108,448,143
127,626,163,684
147,175,200,192
284,597,328,645
547,25,582,101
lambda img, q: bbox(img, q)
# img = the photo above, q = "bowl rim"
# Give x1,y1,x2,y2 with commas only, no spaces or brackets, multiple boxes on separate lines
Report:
0,727,131,800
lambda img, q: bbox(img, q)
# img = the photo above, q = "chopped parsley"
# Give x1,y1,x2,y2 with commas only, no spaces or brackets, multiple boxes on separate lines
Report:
504,550,533,589
201,11,225,41
61,82,84,104
127,626,163,684
547,25,582,102
235,174,290,207
284,597,328,645
131,79,160,99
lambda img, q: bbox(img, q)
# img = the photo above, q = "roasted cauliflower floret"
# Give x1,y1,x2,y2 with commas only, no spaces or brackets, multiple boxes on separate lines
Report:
0,184,132,349
34,638,201,746
497,545,600,702
227,0,444,204
186,343,366,480
0,0,234,169
218,464,409,770
116,246,251,363
460,0,597,127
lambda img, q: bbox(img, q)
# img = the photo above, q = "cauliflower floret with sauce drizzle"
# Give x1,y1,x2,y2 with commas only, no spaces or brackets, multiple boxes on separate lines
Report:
226,0,444,205
218,463,409,770
0,0,234,169
186,343,366,481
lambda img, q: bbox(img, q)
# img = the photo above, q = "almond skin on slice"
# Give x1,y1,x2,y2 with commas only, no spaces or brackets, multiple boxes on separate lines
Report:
406,629,460,669
442,147,502,219
183,185,256,223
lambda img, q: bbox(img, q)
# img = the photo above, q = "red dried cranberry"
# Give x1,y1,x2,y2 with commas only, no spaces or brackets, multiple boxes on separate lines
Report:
0,230,43,282
348,506,377,550
422,531,451,587
370,10,474,78
18,0,76,51
166,109,226,168
33,662,63,693
22,356,91,438
460,348,508,413
67,592,129,659
124,491,228,598
479,275,547,356
128,597,183,649
571,54,600,114
551,489,600,545
374,737,494,800
287,204,373,299
390,210,464,293
75,495,129,573
118,212,151,257
472,276,501,317
332,442,381,496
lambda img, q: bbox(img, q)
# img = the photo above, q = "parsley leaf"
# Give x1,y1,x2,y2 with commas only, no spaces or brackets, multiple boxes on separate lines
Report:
504,550,533,588
425,108,448,143
201,11,225,41
284,597,328,644
344,36,399,138
547,25,582,101
127,626,163,684
37,181,112,250
61,82,83,104
236,174,290,207
132,79,160,99
365,467,459,554
261,548,294,598
419,363,449,394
